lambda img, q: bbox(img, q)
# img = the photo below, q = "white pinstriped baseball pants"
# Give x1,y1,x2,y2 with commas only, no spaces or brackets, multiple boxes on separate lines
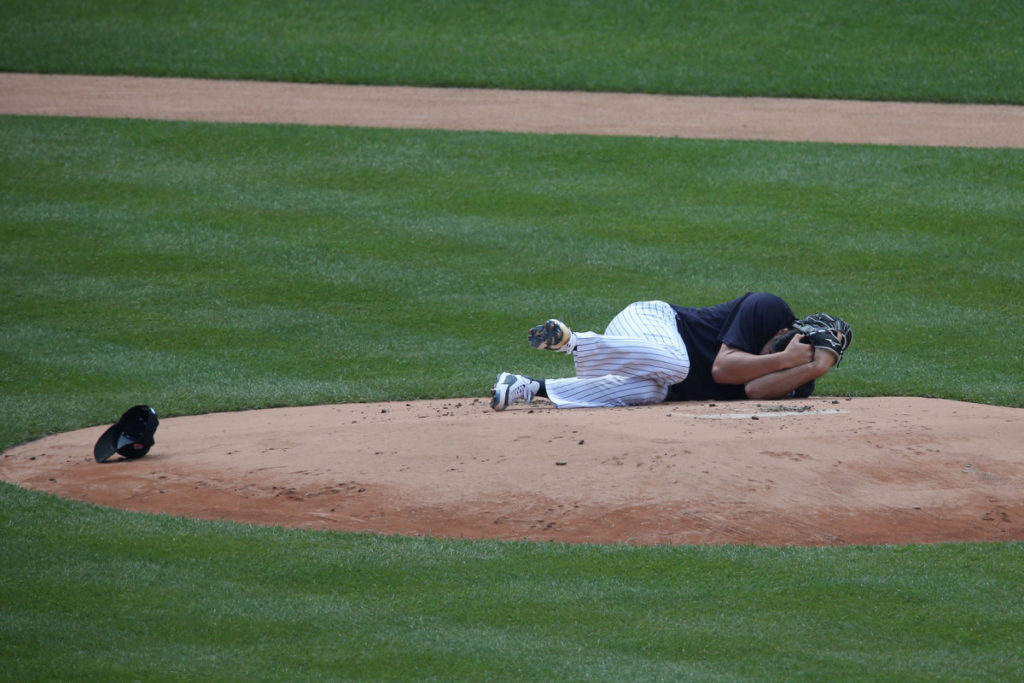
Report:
545,300,690,408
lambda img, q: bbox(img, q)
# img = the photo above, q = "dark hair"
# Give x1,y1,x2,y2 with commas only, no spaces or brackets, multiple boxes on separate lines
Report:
771,329,800,353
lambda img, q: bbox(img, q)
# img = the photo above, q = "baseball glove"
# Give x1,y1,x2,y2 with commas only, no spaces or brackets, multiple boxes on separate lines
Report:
791,313,852,366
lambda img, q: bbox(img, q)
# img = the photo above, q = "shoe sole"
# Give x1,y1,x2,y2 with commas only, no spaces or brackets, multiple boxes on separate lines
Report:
490,372,514,411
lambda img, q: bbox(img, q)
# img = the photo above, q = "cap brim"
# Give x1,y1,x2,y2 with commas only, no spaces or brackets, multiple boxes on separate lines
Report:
93,424,122,462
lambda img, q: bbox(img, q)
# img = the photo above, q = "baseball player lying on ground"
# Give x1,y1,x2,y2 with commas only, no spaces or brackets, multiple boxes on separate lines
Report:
491,292,851,410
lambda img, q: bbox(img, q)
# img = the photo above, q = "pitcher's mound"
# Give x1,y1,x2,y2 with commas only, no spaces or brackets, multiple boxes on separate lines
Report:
2,396,1021,546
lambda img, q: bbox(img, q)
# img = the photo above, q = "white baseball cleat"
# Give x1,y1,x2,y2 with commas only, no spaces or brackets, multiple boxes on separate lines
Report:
490,372,537,411
528,319,573,351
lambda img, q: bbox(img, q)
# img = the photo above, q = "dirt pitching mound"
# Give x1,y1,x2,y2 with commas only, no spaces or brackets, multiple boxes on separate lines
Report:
2,397,1021,546
3,75,1022,545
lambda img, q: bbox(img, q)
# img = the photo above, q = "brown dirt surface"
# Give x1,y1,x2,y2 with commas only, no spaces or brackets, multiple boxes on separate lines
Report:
3,397,1023,546
2,73,1023,546
2,73,1023,147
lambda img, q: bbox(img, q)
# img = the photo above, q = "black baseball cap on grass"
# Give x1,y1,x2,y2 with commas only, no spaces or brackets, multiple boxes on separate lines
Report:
93,405,159,463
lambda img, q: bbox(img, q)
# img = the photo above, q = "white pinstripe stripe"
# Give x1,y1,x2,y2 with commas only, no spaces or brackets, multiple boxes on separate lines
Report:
545,301,690,408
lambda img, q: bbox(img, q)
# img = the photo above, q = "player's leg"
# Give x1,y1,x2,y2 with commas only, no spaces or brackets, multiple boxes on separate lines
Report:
544,374,667,408
572,300,690,384
495,300,688,410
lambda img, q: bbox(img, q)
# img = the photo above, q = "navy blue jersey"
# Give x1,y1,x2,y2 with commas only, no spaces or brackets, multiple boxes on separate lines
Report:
666,292,814,401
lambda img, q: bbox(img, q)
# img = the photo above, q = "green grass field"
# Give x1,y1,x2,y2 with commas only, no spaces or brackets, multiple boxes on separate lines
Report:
3,485,1022,680
2,1,1023,679
1,0,1022,103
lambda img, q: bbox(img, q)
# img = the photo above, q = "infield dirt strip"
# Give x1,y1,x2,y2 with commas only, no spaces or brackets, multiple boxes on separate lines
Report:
2,73,1023,546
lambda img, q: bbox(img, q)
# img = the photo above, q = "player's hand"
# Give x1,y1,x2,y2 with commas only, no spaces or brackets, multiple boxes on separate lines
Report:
783,333,815,367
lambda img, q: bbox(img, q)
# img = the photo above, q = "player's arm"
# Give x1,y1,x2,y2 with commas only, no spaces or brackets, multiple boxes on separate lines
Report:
742,351,836,399
711,333,813,386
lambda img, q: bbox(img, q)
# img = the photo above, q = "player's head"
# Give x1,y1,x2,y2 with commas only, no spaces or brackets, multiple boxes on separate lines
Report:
767,328,800,353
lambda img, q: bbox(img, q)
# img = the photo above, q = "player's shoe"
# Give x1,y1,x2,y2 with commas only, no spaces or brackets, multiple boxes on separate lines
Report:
491,372,536,411
528,319,572,351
